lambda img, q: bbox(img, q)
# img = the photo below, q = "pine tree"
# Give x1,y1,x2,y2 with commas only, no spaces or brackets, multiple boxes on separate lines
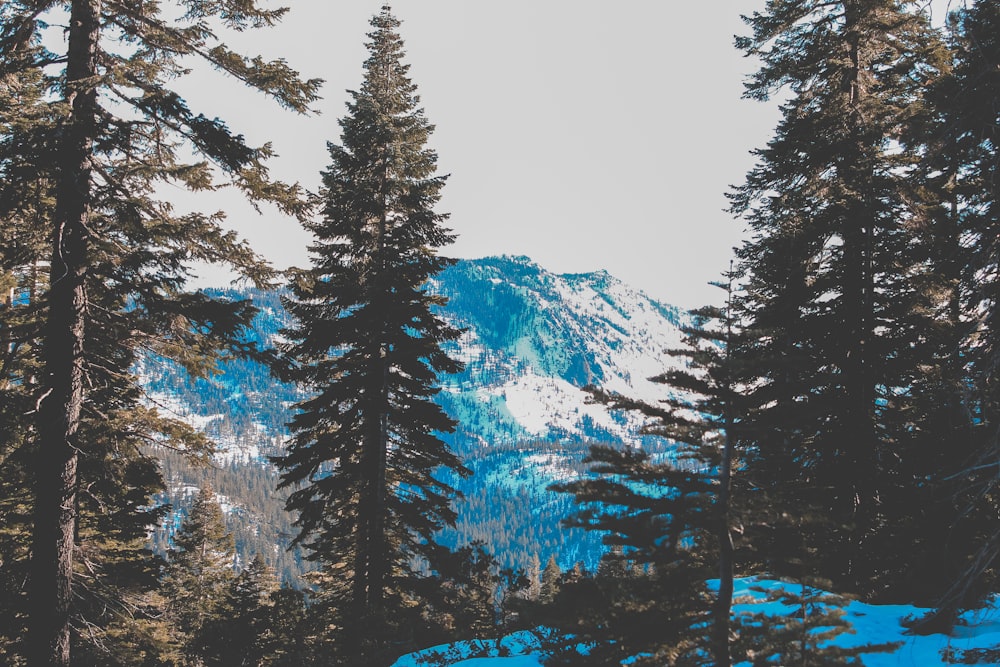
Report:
273,6,466,664
526,552,542,602
651,274,743,667
0,3,320,665
162,486,236,666
547,444,717,666
416,541,529,647
541,274,742,665
912,0,1000,632
200,554,280,667
729,0,961,602
539,555,562,606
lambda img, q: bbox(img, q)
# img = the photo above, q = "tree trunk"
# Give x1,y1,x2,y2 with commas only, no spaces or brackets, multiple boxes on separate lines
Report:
713,268,736,667
713,422,735,667
28,1,100,665
839,0,879,591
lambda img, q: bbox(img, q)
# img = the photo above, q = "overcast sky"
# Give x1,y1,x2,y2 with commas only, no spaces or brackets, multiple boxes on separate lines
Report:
176,1,784,309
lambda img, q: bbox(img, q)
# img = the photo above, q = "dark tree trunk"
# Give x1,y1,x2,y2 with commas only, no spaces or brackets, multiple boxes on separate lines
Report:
713,271,736,667
28,1,100,665
713,424,735,667
839,0,880,589
355,200,391,661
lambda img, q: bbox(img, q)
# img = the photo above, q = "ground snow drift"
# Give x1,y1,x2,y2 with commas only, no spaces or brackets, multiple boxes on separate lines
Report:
391,578,1000,666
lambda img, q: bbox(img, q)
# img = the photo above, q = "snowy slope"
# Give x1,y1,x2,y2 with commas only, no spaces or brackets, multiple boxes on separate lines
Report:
141,257,690,575
435,255,686,449
390,579,1000,666
145,256,688,456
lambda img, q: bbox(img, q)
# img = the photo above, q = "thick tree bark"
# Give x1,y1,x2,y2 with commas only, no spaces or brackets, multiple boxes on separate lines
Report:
28,1,100,665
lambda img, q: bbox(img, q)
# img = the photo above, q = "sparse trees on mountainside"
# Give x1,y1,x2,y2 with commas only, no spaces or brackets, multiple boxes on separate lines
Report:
0,1,319,665
273,6,466,664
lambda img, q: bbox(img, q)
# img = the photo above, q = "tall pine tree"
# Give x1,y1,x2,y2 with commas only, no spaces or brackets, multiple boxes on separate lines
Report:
274,6,466,665
913,0,1000,631
0,3,320,665
729,0,964,603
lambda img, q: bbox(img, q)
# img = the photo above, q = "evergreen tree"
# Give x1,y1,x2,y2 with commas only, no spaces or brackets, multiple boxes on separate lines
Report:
539,555,562,606
655,275,742,667
547,444,716,666
265,587,312,667
200,554,281,667
542,276,741,666
913,0,1000,631
162,486,236,666
729,0,962,602
417,541,528,647
525,552,542,602
273,6,466,664
0,3,320,665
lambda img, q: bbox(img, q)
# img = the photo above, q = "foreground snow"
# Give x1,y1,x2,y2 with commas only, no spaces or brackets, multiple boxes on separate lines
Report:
392,631,544,667
391,578,1000,666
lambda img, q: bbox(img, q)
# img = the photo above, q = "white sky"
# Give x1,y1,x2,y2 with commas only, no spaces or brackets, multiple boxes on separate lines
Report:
174,1,782,309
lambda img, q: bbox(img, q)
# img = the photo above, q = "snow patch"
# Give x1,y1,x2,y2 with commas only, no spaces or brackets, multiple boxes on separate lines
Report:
392,579,1000,666
482,370,635,440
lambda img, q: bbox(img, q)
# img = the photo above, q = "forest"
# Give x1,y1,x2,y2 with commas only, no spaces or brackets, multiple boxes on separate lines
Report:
1,0,1000,666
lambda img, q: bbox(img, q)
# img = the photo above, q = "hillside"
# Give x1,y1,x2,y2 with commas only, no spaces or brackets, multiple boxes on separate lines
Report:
144,256,689,580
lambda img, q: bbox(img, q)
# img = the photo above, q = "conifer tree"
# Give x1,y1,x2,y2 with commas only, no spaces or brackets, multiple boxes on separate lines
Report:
201,554,281,667
729,0,962,602
416,541,528,646
548,443,717,666
0,20,55,662
163,486,236,666
539,555,562,606
274,6,466,664
913,0,1000,630
0,3,320,665
544,276,741,666
526,552,542,601
655,276,742,667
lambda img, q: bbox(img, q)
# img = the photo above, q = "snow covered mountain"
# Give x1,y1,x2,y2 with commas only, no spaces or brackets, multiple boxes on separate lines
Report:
433,255,686,448
144,256,691,578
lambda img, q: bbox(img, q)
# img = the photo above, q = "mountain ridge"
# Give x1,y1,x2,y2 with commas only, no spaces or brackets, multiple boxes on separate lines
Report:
145,255,690,579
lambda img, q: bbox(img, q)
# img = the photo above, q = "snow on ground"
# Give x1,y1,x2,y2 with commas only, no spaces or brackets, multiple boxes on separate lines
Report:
391,578,1000,667
145,389,224,431
726,578,1000,666
391,631,545,667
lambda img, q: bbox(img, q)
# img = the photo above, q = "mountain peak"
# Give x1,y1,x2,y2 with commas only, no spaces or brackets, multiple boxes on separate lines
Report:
435,257,686,446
